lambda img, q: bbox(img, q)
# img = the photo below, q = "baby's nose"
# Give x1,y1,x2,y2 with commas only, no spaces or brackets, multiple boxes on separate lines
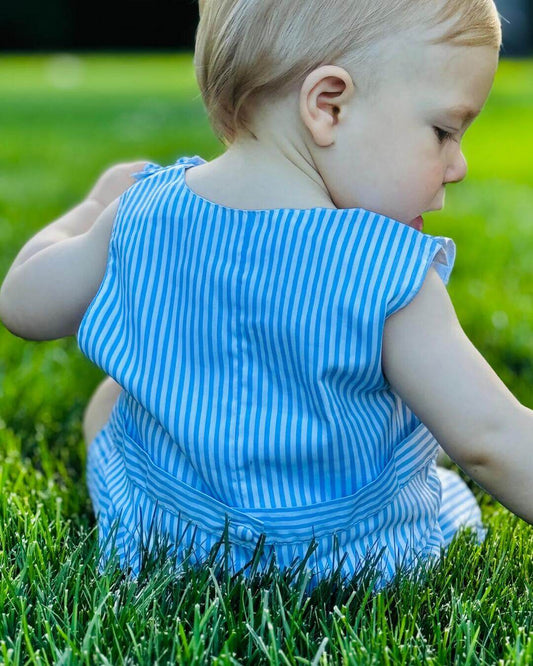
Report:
445,151,468,184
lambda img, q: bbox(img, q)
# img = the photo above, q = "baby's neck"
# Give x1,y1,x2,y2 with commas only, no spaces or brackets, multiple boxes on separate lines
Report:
185,136,336,211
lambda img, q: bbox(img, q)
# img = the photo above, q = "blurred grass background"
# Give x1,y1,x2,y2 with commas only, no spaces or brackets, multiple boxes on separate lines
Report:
0,53,532,663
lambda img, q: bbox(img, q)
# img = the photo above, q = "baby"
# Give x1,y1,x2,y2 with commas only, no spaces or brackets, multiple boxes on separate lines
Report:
1,0,531,590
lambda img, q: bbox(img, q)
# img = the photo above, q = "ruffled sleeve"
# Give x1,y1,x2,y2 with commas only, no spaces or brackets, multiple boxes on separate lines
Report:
383,224,456,318
130,162,163,181
130,156,205,182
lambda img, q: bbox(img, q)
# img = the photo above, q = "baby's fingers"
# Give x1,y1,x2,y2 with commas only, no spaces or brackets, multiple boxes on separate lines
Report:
123,160,152,177
104,160,151,182
88,159,151,207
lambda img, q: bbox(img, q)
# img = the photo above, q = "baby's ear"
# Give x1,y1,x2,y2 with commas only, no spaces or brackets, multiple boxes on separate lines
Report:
300,66,355,147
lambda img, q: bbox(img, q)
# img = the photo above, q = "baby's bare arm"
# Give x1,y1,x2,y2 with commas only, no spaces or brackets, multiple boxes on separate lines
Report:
0,160,148,341
7,160,148,271
383,268,533,524
8,200,105,272
0,200,119,341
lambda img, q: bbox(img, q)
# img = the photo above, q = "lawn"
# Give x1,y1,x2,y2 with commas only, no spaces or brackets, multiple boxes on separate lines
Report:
0,53,532,664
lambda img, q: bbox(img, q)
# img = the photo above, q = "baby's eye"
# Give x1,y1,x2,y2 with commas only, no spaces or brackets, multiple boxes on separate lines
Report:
434,127,454,144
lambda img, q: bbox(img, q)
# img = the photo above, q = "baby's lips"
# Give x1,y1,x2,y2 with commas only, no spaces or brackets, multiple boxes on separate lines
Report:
408,215,424,232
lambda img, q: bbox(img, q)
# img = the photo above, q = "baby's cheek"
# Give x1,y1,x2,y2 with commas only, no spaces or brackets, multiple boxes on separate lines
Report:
429,161,444,184
412,161,442,200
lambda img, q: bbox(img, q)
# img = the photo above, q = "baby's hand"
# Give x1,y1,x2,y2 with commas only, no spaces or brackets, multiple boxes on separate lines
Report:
86,160,150,209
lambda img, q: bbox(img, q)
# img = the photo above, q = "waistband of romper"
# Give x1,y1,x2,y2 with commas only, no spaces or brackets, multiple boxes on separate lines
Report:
110,409,439,548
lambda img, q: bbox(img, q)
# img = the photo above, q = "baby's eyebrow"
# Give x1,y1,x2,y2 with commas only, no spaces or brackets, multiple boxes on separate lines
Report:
445,105,479,126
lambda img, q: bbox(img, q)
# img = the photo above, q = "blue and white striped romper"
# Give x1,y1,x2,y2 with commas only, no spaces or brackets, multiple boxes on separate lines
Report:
78,156,485,588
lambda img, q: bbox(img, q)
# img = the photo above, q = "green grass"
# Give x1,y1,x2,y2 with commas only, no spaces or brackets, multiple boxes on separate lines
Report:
0,53,532,664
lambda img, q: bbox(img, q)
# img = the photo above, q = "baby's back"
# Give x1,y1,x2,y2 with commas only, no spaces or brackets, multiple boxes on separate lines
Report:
80,157,478,585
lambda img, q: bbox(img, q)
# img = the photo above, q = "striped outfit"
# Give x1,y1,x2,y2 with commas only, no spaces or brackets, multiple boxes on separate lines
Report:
78,156,485,588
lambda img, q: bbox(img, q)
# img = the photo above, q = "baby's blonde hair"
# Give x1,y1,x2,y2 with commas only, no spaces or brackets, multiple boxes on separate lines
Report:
195,0,502,144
